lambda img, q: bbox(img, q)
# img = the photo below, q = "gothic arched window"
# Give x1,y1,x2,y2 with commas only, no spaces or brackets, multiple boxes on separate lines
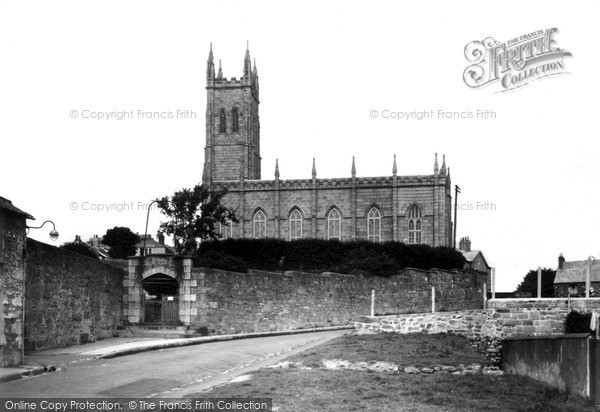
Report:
232,107,240,133
289,209,303,240
253,210,267,239
327,208,341,240
367,207,381,242
219,108,226,133
408,205,422,244
218,220,233,240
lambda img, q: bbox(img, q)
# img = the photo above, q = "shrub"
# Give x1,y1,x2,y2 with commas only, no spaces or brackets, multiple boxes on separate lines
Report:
193,250,248,273
565,311,592,334
194,238,467,276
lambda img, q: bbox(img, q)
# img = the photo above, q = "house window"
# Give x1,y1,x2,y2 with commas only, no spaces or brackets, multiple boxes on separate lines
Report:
367,207,381,242
327,208,341,240
219,108,226,133
408,205,422,244
253,210,267,239
288,209,302,240
232,107,240,133
218,220,233,239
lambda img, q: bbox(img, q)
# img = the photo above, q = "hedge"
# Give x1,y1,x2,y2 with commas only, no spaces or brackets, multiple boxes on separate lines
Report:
193,238,467,276
565,311,592,334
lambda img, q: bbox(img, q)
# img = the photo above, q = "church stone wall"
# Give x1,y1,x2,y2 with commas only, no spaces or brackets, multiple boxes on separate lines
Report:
24,239,124,352
216,174,451,245
191,267,485,335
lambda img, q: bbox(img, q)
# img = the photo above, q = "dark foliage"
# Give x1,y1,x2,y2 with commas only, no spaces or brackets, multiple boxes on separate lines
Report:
193,250,248,273
156,184,238,255
514,268,556,298
102,227,140,259
193,238,467,276
59,242,99,260
565,311,592,334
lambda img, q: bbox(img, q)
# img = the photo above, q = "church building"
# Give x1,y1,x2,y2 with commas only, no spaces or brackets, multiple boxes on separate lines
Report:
202,45,453,246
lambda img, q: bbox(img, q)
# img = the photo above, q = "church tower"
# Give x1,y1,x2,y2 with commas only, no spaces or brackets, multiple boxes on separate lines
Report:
203,43,261,184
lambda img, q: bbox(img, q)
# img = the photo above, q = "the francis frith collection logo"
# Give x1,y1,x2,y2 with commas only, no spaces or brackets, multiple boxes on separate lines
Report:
463,28,572,92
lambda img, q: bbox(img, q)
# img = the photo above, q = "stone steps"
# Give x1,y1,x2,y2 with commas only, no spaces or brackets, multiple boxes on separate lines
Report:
116,325,208,339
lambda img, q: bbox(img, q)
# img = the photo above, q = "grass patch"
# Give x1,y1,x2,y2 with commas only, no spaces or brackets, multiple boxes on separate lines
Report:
204,369,596,411
289,332,487,368
193,333,597,411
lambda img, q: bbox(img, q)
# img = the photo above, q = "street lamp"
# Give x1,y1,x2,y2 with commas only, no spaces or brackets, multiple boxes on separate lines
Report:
27,220,59,241
142,199,176,257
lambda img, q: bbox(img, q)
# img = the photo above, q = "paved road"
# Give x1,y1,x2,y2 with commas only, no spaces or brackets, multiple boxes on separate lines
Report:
0,330,349,398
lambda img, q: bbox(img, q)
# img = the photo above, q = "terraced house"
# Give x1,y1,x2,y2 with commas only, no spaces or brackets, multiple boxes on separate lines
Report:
202,44,453,246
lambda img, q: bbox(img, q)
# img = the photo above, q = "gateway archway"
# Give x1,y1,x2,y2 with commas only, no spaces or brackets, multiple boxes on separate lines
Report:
142,273,179,324
124,255,195,326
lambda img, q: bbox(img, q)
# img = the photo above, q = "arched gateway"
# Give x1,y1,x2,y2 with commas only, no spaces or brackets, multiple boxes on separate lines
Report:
124,255,195,326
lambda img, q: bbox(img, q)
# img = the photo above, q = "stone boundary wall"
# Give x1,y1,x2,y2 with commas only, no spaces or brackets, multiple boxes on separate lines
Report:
488,298,600,313
191,267,485,335
25,239,125,352
0,209,28,366
354,298,600,365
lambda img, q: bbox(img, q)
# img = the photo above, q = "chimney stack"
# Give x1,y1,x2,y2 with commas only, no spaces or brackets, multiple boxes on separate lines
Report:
157,232,165,245
459,236,471,252
558,253,565,269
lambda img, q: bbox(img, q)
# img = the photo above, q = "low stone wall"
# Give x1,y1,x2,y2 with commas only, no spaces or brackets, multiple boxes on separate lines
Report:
489,297,600,313
191,267,486,335
354,298,600,365
24,239,125,351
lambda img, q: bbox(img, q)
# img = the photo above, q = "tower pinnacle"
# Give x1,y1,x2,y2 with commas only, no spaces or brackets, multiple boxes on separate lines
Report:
440,154,447,175
206,43,215,84
434,153,439,174
351,156,356,178
392,154,397,176
243,41,252,81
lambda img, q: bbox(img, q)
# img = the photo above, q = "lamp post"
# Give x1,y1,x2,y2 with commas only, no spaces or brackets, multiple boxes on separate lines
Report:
26,220,59,241
141,201,157,257
141,200,176,257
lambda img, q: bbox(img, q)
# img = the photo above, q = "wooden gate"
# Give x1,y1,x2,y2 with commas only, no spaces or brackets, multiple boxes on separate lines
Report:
161,295,179,324
144,294,179,324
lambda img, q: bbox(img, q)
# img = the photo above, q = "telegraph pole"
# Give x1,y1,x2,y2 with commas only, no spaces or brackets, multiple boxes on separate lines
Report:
453,185,461,248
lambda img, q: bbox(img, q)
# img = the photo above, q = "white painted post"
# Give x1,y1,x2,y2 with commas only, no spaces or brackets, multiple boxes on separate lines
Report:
431,286,435,313
371,289,375,317
537,267,542,298
491,268,496,300
483,282,487,309
586,264,591,299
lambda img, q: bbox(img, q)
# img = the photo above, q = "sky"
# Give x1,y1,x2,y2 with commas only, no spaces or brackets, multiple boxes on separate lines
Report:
1,0,599,292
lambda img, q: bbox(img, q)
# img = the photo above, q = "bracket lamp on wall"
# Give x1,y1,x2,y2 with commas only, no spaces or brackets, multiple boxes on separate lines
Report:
27,220,59,241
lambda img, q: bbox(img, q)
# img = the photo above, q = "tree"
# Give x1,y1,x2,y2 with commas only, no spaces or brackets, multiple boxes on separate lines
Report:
514,268,556,297
60,242,99,260
102,227,140,259
156,184,237,255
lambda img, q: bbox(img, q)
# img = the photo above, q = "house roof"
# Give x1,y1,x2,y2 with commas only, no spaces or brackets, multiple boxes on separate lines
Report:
0,196,34,219
555,260,600,284
135,238,174,252
461,250,491,268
